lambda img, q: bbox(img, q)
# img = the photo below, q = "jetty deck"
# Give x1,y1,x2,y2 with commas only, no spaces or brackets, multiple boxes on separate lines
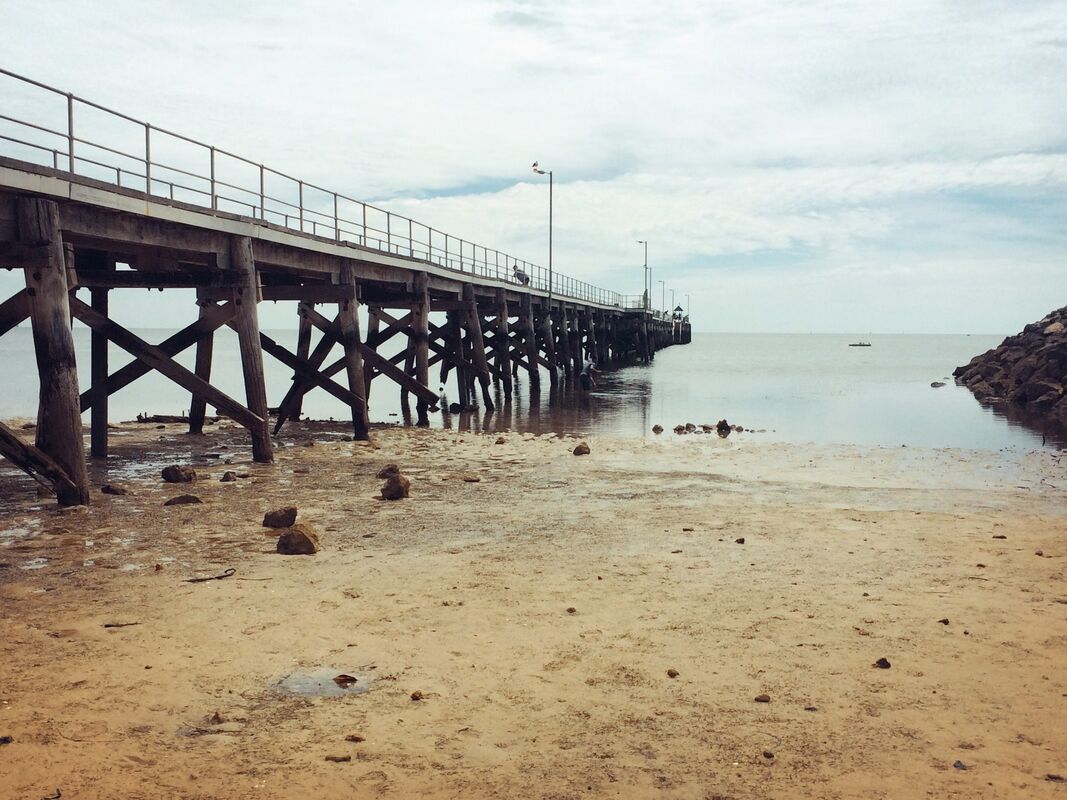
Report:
0,68,690,505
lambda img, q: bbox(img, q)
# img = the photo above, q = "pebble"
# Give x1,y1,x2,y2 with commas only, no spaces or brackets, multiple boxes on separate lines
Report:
763,751,775,759
325,755,351,763
667,669,680,679
263,507,298,528
163,494,202,506
573,442,591,456
410,690,424,701
873,657,892,669
952,760,968,770
754,693,771,703
566,607,577,614
938,618,950,625
220,471,237,482
735,538,745,545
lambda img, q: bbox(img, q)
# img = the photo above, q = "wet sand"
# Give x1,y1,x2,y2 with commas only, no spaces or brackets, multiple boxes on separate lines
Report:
1,420,1066,799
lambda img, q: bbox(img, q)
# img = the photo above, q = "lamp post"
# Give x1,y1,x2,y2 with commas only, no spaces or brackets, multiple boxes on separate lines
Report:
532,162,552,302
637,240,648,311
671,288,675,311
685,293,690,319
657,279,664,315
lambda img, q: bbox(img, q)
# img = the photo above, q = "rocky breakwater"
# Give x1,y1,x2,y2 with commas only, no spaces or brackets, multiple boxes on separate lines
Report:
953,306,1067,426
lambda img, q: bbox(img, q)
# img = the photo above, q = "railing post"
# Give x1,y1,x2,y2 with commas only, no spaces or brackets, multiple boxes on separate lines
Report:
361,203,367,246
210,146,217,209
444,234,448,268
386,212,391,253
66,93,74,172
259,165,265,220
144,123,152,195
298,180,304,231
409,218,413,256
334,192,339,241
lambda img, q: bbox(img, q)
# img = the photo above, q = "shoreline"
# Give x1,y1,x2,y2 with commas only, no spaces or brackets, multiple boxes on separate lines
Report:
1,421,1066,798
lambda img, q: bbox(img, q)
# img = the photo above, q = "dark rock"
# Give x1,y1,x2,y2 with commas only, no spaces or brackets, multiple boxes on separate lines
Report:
495,437,506,445
652,425,664,434
410,690,424,701
716,419,731,437
448,402,462,414
763,750,775,759
566,607,577,614
953,760,968,770
164,494,201,506
381,474,410,500
735,537,745,544
220,471,237,482
685,423,696,432
754,693,771,703
263,507,298,528
673,425,686,434
938,618,950,625
101,483,128,496
930,381,946,388
992,534,1007,539
667,669,680,678
325,755,351,763
276,523,319,555
345,734,366,743
873,657,892,669
162,465,196,483
1047,774,1065,783
573,442,591,456
0,735,12,745
376,463,400,479
955,305,1067,428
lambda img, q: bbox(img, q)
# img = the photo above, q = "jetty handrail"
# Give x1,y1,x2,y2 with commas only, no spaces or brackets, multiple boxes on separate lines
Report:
0,67,629,308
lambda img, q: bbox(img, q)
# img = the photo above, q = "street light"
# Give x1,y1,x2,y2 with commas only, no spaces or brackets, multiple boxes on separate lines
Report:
636,240,648,311
532,161,552,301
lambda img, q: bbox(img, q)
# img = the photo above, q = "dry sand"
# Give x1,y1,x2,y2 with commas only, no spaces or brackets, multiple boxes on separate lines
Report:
1,420,1066,799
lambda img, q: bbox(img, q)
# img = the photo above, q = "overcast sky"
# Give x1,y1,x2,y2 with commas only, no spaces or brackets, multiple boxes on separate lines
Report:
2,0,1066,333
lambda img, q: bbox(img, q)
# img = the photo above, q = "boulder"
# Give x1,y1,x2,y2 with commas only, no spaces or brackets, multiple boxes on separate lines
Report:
956,305,1067,428
164,494,202,506
573,442,591,456
716,419,731,437
376,463,401,479
276,523,320,555
263,506,298,528
162,465,196,483
673,425,686,434
652,425,663,434
220,471,238,482
381,474,410,500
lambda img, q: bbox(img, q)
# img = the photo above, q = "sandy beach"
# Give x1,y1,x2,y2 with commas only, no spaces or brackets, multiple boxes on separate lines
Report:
1,420,1065,799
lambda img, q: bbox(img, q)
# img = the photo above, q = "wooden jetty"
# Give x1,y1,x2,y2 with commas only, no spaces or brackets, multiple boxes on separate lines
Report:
0,69,690,505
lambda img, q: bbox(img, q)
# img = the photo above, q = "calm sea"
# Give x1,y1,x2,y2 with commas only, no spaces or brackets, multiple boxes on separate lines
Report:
0,328,1056,450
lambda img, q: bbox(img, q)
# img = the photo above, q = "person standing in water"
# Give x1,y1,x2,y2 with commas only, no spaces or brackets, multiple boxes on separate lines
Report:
579,361,600,391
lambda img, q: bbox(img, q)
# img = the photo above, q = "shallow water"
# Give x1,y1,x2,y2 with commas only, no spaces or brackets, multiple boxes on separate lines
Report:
1,327,1059,450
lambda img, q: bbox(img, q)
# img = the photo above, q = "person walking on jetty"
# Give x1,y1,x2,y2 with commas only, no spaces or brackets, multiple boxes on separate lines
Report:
579,361,600,391
513,264,530,285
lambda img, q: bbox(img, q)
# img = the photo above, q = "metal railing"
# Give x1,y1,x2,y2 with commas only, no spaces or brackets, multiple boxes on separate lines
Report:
0,67,634,308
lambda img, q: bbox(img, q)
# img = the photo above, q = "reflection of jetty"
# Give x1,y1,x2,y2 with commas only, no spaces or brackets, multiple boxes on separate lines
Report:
0,69,690,505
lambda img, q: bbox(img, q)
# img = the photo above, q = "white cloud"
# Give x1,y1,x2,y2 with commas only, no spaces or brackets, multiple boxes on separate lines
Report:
0,0,1065,332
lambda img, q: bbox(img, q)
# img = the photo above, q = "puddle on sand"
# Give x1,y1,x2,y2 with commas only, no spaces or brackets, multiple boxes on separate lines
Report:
270,668,373,697
20,557,49,570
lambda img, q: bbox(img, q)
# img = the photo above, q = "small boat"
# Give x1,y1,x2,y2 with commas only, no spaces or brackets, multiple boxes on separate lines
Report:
848,342,871,347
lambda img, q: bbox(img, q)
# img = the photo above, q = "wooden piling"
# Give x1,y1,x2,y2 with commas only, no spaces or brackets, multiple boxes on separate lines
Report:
16,197,90,506
461,284,494,411
494,288,513,401
84,250,114,459
540,305,559,388
518,292,540,386
230,235,274,462
292,301,314,420
188,298,216,435
411,272,431,425
362,305,380,402
337,263,370,440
